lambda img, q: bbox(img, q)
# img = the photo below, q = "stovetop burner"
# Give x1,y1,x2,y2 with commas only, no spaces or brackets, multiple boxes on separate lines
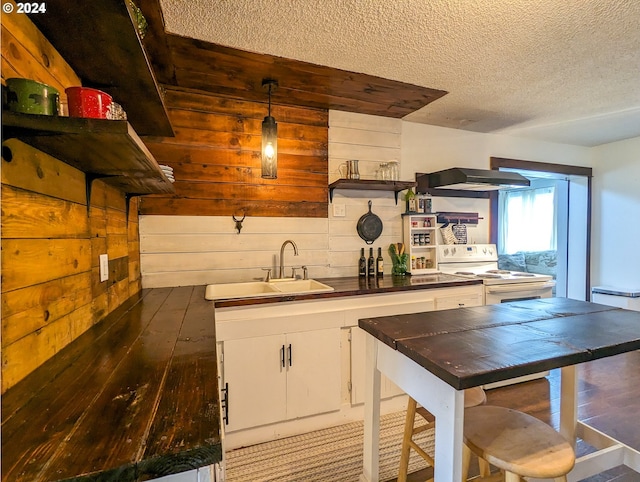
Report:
476,273,502,279
513,272,535,277
455,271,476,276
487,269,511,274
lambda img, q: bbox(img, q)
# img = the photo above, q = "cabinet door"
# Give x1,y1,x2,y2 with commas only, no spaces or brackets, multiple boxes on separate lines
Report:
347,297,436,405
222,334,286,432
350,327,403,404
285,328,341,419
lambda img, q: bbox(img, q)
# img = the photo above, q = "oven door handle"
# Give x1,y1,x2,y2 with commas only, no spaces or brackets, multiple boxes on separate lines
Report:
485,281,555,294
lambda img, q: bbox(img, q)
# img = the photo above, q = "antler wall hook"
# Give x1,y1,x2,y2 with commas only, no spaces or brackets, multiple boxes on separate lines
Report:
232,214,246,234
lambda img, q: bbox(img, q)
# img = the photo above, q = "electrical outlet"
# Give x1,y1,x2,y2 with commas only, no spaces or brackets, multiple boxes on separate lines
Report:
99,254,109,282
333,203,346,217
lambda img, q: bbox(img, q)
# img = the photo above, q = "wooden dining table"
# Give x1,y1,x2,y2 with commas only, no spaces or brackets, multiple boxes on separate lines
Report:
358,298,640,482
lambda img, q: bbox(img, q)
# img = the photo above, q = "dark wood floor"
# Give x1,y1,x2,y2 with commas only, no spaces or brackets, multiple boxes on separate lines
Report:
390,350,640,482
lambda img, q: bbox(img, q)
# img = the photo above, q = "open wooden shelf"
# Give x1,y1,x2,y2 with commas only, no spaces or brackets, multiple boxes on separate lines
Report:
28,0,174,137
329,179,416,203
2,111,175,195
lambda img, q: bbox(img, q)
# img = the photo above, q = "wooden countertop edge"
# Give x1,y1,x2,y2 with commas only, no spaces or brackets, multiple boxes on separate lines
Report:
1,286,221,482
214,275,483,308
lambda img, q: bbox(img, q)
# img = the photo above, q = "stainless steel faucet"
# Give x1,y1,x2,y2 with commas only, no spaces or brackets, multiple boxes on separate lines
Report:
279,240,299,279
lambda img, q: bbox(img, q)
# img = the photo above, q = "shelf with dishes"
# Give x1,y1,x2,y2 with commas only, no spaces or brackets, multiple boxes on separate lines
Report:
1,111,175,217
329,179,417,204
27,0,174,137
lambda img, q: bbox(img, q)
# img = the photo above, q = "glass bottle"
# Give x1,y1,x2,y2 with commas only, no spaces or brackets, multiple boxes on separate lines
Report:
359,248,366,277
376,247,384,278
406,188,417,212
368,248,375,277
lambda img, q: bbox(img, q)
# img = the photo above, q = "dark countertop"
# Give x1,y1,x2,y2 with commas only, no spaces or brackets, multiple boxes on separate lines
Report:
214,273,483,308
1,286,220,482
359,297,640,390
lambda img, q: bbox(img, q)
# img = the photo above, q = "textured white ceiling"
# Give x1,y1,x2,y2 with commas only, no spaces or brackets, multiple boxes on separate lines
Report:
159,0,640,147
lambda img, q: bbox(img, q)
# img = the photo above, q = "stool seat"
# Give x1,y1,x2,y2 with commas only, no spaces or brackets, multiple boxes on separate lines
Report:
463,386,487,408
464,405,575,480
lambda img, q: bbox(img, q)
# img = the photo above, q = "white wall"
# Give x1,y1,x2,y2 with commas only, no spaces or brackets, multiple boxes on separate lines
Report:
140,112,406,288
591,136,640,290
400,122,593,244
141,112,638,291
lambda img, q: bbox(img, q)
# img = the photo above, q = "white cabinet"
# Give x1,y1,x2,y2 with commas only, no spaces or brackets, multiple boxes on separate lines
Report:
350,327,404,402
345,292,437,405
221,327,341,432
348,285,483,404
215,284,483,448
222,334,286,431
402,213,438,274
286,329,341,418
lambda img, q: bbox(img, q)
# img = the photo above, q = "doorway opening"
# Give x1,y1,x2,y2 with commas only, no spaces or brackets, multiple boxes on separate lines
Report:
490,158,593,300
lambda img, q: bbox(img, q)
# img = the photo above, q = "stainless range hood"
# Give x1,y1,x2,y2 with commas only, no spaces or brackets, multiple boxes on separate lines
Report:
419,168,530,191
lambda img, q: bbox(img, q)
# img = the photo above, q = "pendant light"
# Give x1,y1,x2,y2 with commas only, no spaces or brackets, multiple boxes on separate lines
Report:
261,79,278,179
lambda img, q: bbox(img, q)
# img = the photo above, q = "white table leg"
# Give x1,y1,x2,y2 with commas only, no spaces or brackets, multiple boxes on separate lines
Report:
360,334,381,482
372,340,465,481
560,365,578,446
430,386,465,481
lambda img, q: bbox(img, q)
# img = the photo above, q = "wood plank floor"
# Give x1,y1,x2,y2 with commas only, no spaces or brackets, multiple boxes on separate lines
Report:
391,350,640,482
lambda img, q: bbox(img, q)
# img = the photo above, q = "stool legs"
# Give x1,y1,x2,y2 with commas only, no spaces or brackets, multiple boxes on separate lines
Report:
398,397,418,482
462,444,472,482
398,397,435,482
478,457,491,476
462,443,494,482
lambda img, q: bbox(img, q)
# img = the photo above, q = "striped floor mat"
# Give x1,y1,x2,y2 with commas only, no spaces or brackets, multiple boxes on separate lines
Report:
225,410,434,481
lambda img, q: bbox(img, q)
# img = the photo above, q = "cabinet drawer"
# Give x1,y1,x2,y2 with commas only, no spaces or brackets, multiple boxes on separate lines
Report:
435,294,482,310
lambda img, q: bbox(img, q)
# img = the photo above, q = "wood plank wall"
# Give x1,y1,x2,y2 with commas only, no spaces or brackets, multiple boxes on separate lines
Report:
1,9,141,392
327,112,405,275
139,111,407,287
139,88,329,218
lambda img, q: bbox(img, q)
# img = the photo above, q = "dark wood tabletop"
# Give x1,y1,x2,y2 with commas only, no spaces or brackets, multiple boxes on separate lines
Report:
359,298,640,390
1,286,221,482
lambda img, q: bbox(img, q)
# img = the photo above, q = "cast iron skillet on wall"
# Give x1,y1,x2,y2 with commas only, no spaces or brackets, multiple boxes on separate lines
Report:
357,200,383,244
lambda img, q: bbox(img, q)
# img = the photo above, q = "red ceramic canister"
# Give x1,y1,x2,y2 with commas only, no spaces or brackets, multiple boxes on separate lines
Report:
65,87,112,119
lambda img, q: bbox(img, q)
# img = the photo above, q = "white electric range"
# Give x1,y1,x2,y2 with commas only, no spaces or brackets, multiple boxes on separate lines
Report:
438,244,556,388
437,244,555,304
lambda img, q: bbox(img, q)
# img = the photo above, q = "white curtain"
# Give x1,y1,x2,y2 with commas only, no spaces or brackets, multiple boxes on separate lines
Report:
499,186,557,254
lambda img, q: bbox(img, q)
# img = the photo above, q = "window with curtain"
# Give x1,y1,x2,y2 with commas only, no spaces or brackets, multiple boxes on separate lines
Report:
499,185,557,254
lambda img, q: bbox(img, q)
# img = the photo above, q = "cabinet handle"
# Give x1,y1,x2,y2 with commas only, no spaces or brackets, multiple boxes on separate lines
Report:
281,345,285,368
221,382,229,426
288,344,292,367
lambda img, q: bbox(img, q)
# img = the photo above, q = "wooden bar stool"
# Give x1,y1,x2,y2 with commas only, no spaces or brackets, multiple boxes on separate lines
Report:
397,387,487,482
463,405,576,482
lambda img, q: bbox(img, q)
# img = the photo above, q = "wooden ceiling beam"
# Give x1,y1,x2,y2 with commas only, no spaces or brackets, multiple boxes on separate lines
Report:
137,1,447,119
164,34,447,118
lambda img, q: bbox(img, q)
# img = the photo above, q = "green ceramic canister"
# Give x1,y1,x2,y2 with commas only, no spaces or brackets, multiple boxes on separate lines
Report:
5,78,60,115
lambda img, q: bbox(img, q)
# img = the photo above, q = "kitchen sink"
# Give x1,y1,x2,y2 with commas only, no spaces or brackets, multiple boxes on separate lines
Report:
205,279,334,300
268,278,334,294
205,281,280,300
